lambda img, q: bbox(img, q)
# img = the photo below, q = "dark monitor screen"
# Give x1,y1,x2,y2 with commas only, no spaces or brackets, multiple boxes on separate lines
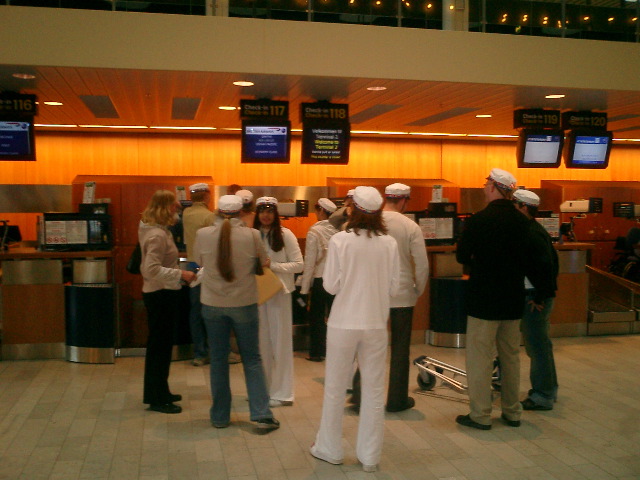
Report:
0,119,35,161
241,120,291,163
564,131,613,169
613,202,634,218
516,130,563,168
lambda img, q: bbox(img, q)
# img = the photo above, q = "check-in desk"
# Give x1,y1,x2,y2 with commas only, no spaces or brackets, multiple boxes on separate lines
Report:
414,243,594,347
0,248,114,361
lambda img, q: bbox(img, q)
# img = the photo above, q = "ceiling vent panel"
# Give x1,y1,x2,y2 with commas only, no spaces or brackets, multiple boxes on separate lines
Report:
350,104,401,124
407,107,479,126
79,95,119,118
172,97,201,120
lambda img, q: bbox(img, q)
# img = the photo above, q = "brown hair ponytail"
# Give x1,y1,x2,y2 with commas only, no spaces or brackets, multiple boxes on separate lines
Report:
217,217,235,282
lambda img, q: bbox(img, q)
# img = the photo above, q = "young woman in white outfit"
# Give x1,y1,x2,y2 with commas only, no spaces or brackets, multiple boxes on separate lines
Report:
310,186,400,473
253,197,304,407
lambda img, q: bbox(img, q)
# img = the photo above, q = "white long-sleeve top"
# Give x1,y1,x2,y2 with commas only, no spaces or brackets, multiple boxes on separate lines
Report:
138,221,182,293
382,210,430,308
261,226,304,294
299,220,339,295
323,230,400,329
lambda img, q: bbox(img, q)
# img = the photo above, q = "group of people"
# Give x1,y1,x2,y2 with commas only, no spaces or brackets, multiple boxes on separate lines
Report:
136,168,560,472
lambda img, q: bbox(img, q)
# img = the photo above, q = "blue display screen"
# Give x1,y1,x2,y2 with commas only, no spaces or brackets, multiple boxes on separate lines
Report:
572,135,610,165
242,125,289,163
0,120,33,159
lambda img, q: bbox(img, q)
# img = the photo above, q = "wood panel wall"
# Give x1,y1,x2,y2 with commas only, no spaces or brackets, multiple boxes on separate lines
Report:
2,131,640,240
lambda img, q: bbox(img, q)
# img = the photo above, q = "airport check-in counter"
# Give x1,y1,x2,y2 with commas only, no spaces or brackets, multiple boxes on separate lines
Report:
0,248,114,361
421,243,594,347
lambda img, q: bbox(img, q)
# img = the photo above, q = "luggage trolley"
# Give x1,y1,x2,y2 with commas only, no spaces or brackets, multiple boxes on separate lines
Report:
413,355,501,395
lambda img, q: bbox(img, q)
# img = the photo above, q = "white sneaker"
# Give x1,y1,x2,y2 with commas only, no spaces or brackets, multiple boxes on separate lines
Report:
309,444,342,465
269,399,293,407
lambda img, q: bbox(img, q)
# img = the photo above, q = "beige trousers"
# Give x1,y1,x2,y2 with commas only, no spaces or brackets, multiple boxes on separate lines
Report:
465,316,523,425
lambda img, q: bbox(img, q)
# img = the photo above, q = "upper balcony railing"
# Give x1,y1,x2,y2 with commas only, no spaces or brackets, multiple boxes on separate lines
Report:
4,0,639,42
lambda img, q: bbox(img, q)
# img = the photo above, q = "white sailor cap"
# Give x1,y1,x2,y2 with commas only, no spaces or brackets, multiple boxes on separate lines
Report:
218,195,242,214
513,189,540,207
317,198,337,213
189,183,210,193
256,196,278,208
346,189,355,198
352,186,383,214
236,189,254,204
486,168,517,191
385,183,411,198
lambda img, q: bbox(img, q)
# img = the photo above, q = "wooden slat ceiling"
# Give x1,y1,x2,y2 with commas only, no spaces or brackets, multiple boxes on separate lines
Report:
2,65,640,139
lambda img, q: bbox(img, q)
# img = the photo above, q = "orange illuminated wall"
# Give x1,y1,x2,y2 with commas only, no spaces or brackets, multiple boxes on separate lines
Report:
2,131,640,239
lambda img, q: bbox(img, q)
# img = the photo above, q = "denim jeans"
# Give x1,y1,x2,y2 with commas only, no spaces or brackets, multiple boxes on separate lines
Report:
201,303,273,424
521,294,557,407
189,285,208,359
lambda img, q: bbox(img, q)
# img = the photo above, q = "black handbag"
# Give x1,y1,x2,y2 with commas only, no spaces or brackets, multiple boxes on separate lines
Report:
126,243,142,275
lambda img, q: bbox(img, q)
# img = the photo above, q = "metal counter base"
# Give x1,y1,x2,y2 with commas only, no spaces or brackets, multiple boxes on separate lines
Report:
1,342,65,360
66,345,115,364
427,330,466,348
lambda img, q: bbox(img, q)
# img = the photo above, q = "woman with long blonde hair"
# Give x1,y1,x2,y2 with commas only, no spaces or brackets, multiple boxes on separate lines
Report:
139,190,195,414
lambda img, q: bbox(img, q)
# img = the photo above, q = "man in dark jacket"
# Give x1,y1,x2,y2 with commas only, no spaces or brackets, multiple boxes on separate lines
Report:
455,168,551,430
512,189,559,411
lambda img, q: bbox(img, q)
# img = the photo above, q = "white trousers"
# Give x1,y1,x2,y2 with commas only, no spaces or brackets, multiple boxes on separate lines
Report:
258,291,294,402
314,326,387,467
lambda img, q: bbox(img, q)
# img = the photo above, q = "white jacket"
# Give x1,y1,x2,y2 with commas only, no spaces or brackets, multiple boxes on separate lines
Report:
323,230,400,329
261,227,304,294
299,220,339,295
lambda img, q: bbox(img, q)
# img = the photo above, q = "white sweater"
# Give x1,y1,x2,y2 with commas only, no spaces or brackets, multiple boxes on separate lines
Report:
323,230,400,329
382,211,430,308
299,220,339,295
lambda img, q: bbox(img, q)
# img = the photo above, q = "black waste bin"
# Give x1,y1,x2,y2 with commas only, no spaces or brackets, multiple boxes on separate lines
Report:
428,277,467,348
65,284,115,363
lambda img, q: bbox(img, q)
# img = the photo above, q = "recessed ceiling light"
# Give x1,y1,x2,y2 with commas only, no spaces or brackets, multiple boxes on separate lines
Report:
233,81,254,87
43,101,63,106
545,94,566,99
12,73,36,80
218,106,237,110
476,114,492,118
366,86,387,91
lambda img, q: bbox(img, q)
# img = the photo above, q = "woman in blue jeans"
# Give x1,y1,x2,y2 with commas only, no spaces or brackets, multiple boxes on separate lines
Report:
193,194,279,431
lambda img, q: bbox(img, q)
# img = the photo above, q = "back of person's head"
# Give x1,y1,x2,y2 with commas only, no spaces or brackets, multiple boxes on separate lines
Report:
486,168,517,200
217,195,243,282
142,190,176,226
189,183,210,203
512,189,540,217
227,184,242,195
315,198,337,217
236,189,254,212
346,186,387,237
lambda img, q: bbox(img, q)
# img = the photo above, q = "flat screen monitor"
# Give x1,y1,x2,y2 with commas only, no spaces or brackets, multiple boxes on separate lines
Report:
241,120,291,163
564,130,613,169
516,130,563,168
301,121,350,164
0,118,35,161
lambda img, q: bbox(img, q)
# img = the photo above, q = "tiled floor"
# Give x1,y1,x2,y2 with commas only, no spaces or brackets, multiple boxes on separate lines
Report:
1,335,639,480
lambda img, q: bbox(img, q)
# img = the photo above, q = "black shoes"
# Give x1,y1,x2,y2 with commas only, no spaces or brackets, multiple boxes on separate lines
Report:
501,413,521,427
169,394,182,402
305,356,325,362
521,398,553,411
148,403,182,414
255,418,280,431
455,414,491,430
386,397,415,413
